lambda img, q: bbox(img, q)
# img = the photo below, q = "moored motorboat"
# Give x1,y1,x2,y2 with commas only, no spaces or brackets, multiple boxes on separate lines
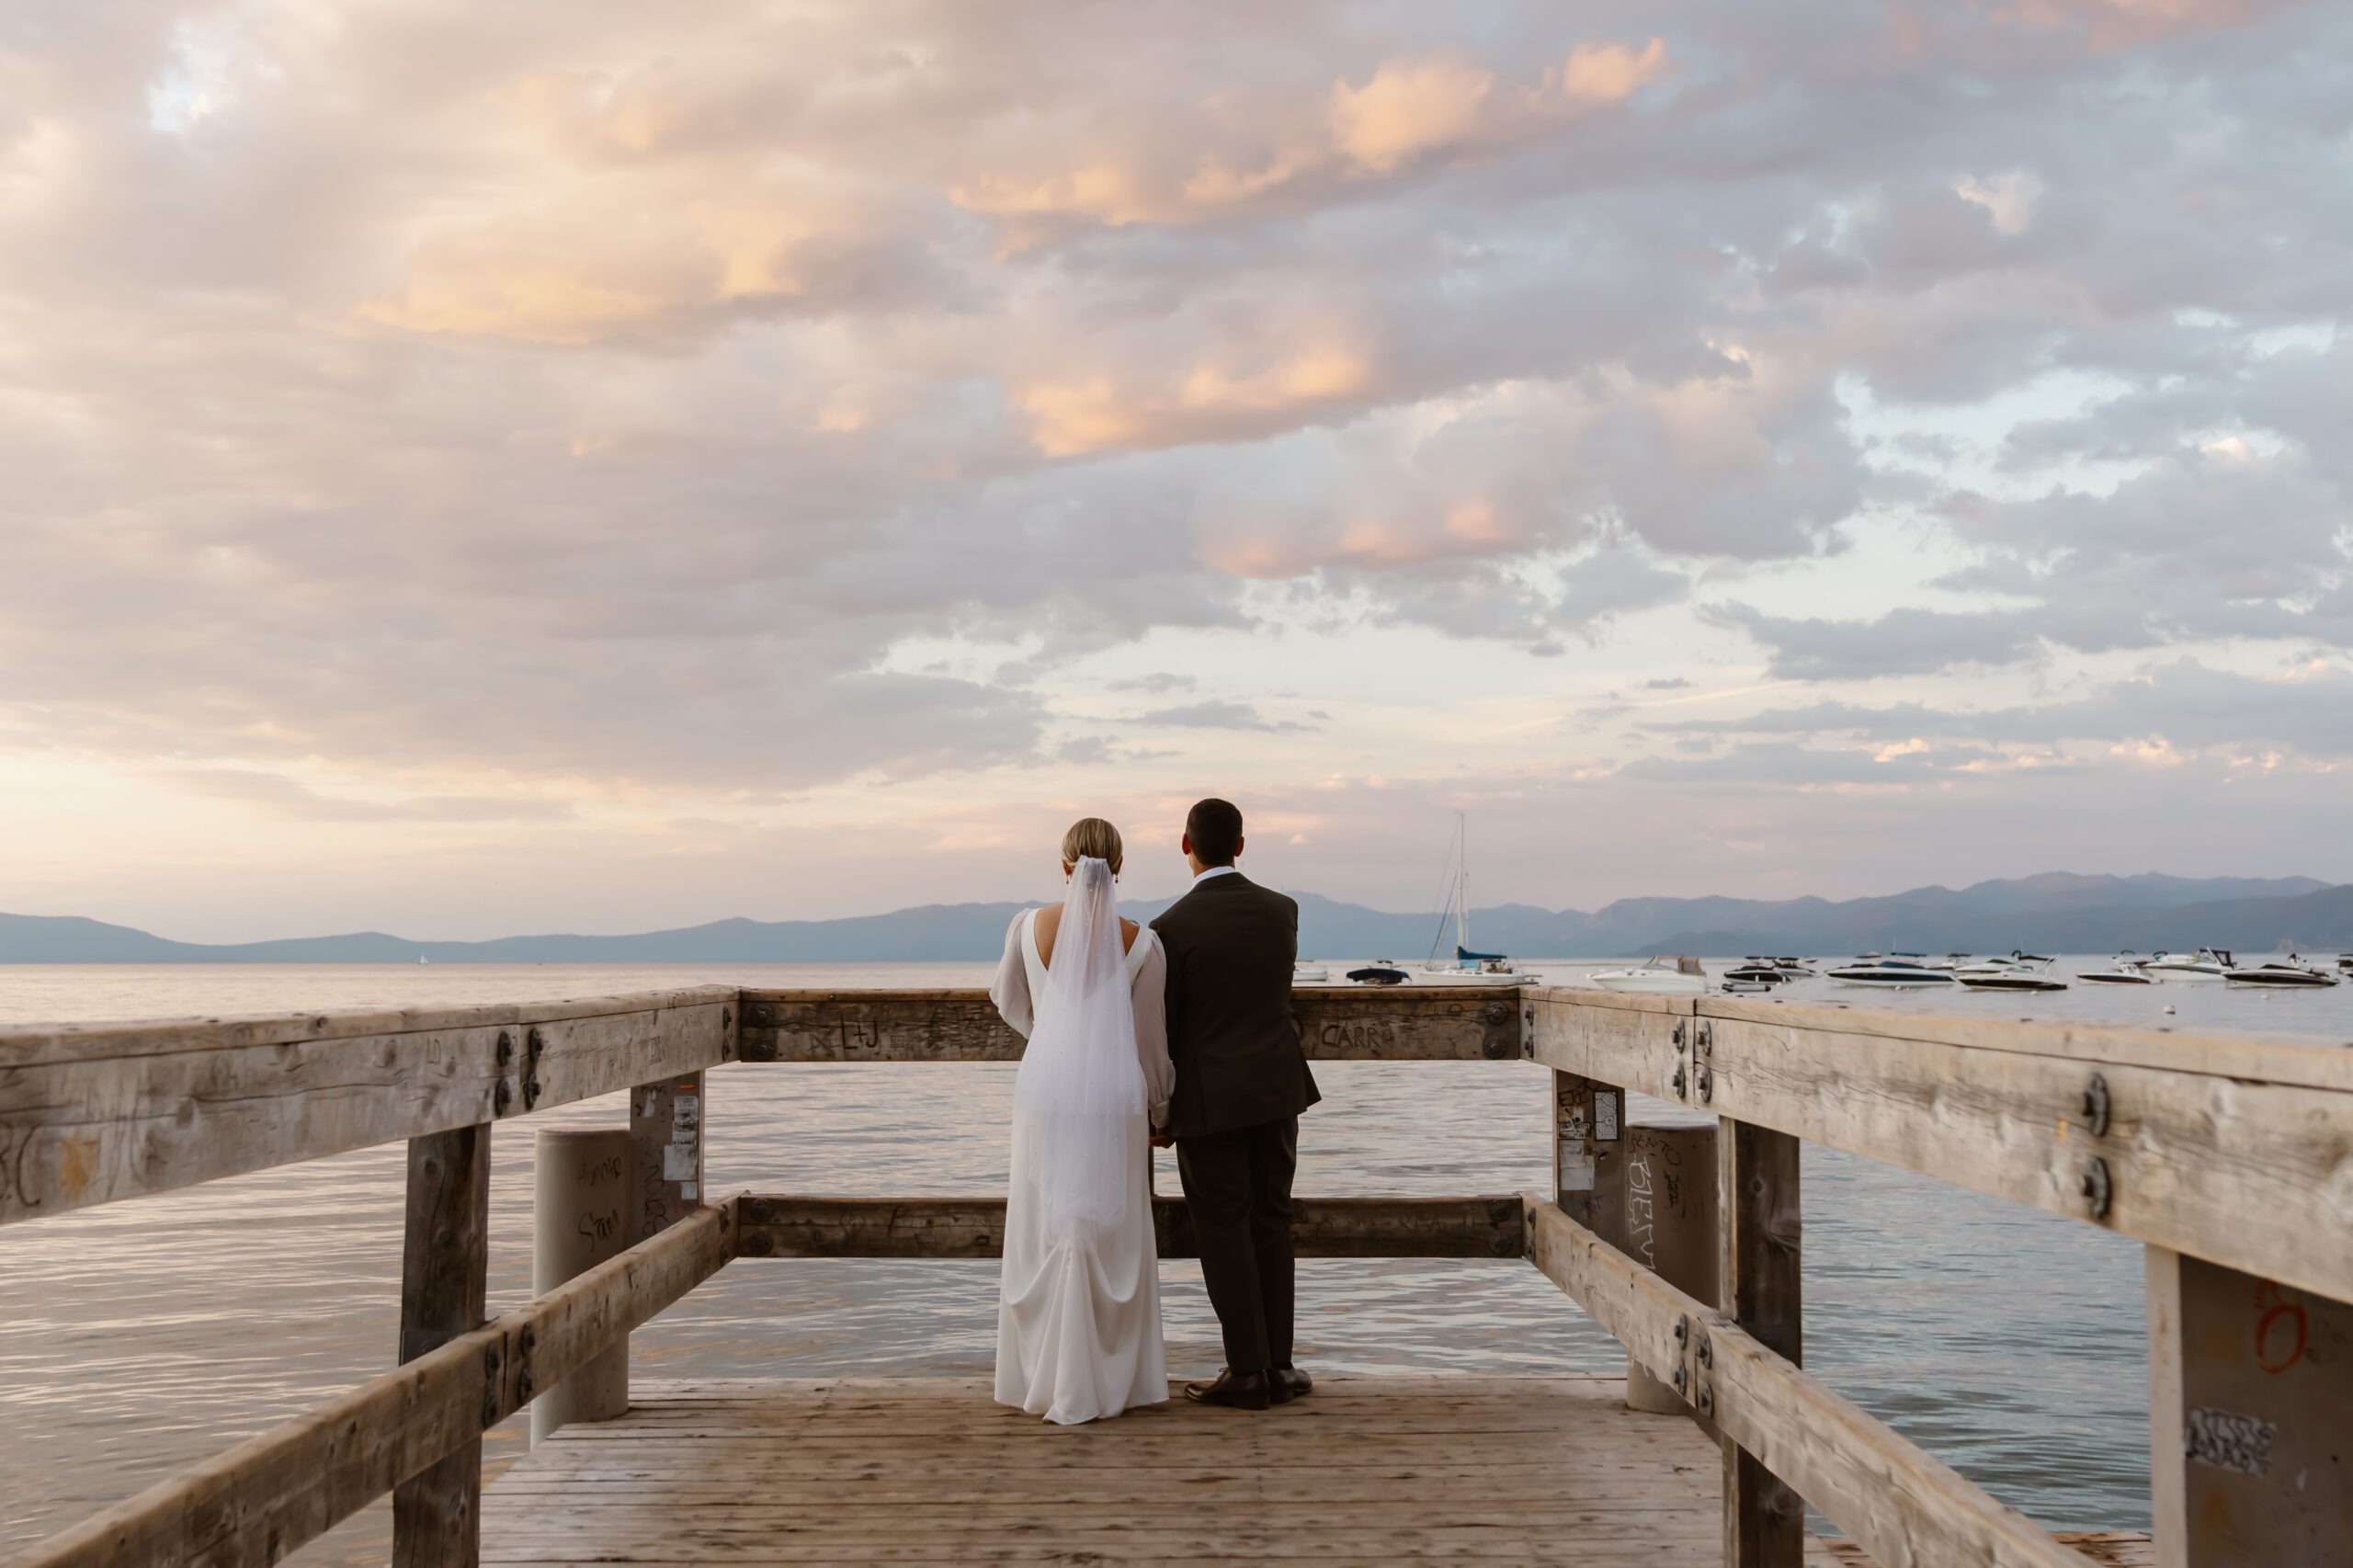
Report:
2143,949,2232,982
1347,965,1409,986
2224,960,2339,989
1586,956,1708,995
1826,957,1955,988
1721,979,1776,993
2076,962,2156,985
1736,956,1811,980
1294,961,1331,982
1956,965,2068,993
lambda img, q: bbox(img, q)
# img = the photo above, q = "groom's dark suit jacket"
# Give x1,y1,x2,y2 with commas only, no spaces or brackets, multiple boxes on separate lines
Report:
1150,871,1321,1139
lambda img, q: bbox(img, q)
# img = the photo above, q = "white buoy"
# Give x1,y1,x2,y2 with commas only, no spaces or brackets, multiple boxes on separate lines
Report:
2163,1005,2177,1015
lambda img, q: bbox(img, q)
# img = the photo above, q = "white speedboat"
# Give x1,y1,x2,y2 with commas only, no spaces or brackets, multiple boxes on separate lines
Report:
1293,961,1331,983
2225,960,2340,989
1586,956,1708,995
2077,961,2156,985
1826,958,1955,988
1956,964,2067,993
2143,949,2233,982
1759,956,1817,977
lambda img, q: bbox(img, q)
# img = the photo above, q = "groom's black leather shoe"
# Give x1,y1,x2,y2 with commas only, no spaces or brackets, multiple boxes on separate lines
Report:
1269,1366,1312,1404
1183,1369,1270,1410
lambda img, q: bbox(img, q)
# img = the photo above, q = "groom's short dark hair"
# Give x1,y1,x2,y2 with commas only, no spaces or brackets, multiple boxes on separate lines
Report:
1186,798,1244,866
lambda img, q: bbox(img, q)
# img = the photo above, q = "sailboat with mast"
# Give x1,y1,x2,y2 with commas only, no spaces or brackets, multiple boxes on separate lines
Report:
1420,812,1540,984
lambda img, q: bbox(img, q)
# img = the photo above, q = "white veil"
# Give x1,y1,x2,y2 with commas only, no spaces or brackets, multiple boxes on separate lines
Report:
1010,856,1146,1242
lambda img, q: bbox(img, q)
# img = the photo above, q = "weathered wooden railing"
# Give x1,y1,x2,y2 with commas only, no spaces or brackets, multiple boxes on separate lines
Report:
3,983,2345,1568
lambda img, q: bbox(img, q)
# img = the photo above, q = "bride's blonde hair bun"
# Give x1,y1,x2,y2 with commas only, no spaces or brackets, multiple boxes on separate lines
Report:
1060,817,1123,873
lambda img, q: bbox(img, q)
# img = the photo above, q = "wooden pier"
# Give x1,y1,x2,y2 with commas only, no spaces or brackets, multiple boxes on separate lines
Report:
3,983,2346,1566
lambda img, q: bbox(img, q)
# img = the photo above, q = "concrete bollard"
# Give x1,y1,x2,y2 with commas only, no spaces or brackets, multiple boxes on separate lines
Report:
1597,1116,1719,1414
530,1128,632,1446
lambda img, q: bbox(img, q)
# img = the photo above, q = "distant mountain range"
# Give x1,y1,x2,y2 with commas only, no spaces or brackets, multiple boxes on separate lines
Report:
5,873,2347,963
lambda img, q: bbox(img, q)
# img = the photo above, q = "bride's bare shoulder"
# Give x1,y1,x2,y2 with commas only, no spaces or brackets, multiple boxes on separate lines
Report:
1119,916,1140,954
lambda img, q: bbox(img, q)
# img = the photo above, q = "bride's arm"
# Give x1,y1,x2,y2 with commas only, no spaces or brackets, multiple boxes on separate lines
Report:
1131,934,1175,1128
989,911,1034,1040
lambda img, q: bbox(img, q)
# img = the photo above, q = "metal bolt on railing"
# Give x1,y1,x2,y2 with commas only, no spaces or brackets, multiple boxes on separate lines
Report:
2082,1156,2114,1221
2083,1074,2111,1138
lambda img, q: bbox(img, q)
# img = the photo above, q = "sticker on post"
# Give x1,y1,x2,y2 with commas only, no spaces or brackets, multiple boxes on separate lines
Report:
664,1144,699,1181
1559,1150,1597,1193
2185,1407,2275,1477
1595,1090,1621,1142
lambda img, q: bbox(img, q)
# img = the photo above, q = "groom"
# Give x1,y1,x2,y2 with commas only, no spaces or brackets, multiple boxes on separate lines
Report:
1150,797,1322,1410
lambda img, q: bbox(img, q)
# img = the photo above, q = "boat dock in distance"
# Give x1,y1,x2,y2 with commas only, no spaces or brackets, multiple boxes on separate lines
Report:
5,982,2347,1566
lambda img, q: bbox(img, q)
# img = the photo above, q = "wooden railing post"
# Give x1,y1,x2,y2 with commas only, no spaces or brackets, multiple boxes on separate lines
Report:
2147,1244,2352,1566
392,1122,492,1568
630,1071,705,1244
530,1129,634,1445
1598,1115,1718,1415
1719,1113,1803,1568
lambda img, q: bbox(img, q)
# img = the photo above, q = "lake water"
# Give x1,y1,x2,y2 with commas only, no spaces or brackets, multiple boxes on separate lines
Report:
3,959,2347,1561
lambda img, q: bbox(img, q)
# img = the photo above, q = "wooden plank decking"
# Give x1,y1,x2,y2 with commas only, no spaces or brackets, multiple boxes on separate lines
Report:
483,1375,1729,1564
482,1379,2156,1566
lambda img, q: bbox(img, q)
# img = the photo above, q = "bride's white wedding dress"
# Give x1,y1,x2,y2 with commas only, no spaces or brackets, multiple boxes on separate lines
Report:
987,858,1176,1424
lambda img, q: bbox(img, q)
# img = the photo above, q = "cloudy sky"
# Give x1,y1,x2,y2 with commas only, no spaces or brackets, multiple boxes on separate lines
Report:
3,0,2348,941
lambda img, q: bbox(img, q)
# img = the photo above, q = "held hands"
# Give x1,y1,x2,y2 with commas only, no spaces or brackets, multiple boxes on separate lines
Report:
1149,1127,1176,1149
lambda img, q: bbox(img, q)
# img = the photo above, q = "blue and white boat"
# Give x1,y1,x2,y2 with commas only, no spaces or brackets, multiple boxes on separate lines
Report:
1419,812,1540,984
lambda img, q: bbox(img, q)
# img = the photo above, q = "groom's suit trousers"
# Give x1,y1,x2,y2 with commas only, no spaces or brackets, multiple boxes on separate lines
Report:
1175,1116,1298,1374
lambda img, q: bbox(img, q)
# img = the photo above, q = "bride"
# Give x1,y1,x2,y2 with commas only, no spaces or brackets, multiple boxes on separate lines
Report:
988,817,1176,1424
